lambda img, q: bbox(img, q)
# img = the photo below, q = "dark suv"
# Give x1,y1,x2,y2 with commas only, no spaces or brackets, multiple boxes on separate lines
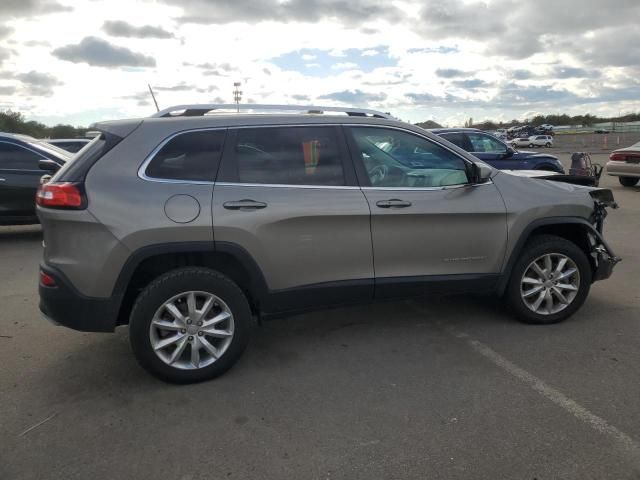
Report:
37,105,618,383
431,128,564,173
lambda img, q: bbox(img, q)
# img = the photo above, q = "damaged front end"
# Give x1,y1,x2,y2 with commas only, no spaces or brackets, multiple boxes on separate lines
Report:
588,189,621,281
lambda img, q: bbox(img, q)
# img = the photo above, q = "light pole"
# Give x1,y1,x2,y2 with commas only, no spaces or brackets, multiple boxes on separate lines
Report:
233,82,242,112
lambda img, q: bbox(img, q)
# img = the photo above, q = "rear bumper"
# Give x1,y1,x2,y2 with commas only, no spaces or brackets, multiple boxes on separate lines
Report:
39,264,120,333
606,161,640,177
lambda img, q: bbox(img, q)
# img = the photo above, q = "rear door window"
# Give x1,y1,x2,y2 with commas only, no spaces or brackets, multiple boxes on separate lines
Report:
145,129,226,182
0,142,43,170
439,132,471,151
229,126,345,186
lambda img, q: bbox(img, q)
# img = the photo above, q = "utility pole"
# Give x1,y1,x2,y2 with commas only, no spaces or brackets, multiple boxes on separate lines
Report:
233,82,242,112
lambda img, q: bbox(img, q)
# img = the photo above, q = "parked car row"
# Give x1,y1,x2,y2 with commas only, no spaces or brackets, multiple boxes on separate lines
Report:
510,135,554,148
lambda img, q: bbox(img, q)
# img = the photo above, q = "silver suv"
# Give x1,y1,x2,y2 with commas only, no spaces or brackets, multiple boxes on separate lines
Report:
36,104,620,383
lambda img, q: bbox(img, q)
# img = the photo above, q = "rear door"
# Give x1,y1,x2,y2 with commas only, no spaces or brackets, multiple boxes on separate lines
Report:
0,141,46,219
345,126,507,298
212,125,374,312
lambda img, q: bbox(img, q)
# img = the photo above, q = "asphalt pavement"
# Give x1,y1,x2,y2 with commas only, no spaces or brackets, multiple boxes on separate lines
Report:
1,153,639,479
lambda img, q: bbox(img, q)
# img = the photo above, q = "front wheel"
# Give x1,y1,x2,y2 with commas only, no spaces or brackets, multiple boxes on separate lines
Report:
505,235,592,324
545,142,551,148
129,267,252,383
528,143,534,148
619,177,639,187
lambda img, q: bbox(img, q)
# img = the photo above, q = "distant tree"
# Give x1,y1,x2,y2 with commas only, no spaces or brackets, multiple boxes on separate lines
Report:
415,120,443,129
0,110,87,138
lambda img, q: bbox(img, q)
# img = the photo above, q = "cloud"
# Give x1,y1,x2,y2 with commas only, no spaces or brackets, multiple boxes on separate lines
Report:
551,66,600,79
291,94,310,101
0,0,71,19
169,0,403,25
451,79,490,89
16,71,63,96
511,69,534,80
0,47,11,65
435,68,467,78
415,0,640,61
153,83,194,91
103,20,175,39
52,36,156,68
319,89,387,104
0,85,17,95
0,26,13,39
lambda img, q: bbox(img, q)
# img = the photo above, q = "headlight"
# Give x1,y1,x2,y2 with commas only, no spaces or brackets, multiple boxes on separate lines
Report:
589,189,618,208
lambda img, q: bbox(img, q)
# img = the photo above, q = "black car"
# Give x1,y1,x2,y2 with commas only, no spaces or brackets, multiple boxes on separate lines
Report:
0,133,71,225
430,128,565,173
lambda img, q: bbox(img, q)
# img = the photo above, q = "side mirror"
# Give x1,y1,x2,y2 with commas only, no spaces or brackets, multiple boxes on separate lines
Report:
39,159,61,173
503,147,515,158
471,162,493,184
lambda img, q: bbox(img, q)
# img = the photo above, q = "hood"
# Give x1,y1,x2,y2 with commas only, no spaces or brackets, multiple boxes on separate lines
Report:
515,150,559,160
502,169,559,178
494,169,595,194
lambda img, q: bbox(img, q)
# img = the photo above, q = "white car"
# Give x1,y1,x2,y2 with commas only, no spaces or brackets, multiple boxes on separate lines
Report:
511,135,553,148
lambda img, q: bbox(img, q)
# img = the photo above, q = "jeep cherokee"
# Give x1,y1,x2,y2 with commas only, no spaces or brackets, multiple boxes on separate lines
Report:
37,104,619,383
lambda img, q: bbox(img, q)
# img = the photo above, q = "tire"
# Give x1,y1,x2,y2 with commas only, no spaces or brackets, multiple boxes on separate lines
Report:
619,177,639,187
505,235,592,325
528,143,534,148
545,142,551,148
129,267,252,383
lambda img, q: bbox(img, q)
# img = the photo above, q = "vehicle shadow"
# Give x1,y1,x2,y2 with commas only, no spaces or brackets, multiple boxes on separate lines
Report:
0,225,42,241
31,292,618,404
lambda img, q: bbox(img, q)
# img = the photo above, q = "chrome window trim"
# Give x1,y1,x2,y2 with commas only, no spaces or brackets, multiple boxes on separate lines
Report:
214,182,359,190
138,122,481,187
360,180,494,192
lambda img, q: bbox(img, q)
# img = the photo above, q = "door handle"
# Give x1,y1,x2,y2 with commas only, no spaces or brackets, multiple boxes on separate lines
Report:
376,199,412,209
223,199,267,210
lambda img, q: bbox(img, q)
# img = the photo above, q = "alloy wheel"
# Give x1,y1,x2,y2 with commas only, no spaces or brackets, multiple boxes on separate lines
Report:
520,253,580,315
149,291,234,370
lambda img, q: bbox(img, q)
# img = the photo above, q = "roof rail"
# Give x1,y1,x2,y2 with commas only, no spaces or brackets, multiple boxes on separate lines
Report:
150,103,394,119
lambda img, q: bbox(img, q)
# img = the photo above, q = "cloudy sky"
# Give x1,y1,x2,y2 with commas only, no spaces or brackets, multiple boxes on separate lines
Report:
1,0,639,126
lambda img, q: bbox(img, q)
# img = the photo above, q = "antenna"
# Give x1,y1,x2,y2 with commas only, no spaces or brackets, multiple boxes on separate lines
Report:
148,84,159,112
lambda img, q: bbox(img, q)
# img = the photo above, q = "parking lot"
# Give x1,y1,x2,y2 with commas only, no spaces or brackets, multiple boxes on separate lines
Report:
1,153,639,479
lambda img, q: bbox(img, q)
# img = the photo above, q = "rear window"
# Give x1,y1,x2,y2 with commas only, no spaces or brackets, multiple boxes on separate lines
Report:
145,130,225,182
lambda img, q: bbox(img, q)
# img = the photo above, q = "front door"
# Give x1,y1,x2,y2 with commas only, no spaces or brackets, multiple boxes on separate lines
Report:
0,142,45,220
213,125,374,312
345,126,507,298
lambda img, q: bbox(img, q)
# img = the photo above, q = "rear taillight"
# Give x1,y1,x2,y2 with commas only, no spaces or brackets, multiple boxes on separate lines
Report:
39,270,57,287
36,182,86,209
609,152,640,162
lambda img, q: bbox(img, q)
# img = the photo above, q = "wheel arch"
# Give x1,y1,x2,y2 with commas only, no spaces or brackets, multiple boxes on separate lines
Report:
113,241,269,326
497,217,598,296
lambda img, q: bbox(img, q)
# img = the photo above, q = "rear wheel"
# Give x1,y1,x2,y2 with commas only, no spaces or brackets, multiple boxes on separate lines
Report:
545,142,551,148
528,143,534,148
129,267,252,383
619,177,639,187
506,235,591,324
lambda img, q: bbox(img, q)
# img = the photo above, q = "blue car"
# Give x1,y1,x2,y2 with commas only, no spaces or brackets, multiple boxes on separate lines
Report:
431,128,565,173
